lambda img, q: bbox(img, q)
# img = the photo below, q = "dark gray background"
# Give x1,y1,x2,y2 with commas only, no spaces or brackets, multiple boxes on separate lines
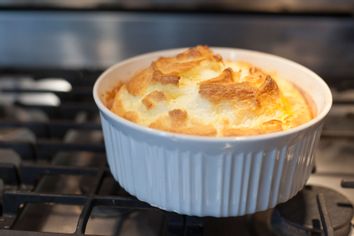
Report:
0,4,353,83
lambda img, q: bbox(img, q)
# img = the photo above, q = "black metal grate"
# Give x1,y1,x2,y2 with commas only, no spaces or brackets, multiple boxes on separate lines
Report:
0,68,204,236
1,169,156,236
0,68,353,236
0,166,198,236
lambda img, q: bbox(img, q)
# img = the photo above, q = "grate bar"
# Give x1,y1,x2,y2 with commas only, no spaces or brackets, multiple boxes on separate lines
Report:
19,164,102,185
0,121,101,138
0,141,36,160
2,190,149,219
0,121,100,131
0,229,102,236
332,100,354,105
2,191,88,216
321,130,354,139
93,196,151,209
0,140,105,160
36,140,105,155
341,179,354,188
0,230,66,236
10,103,98,118
75,169,105,234
316,193,334,236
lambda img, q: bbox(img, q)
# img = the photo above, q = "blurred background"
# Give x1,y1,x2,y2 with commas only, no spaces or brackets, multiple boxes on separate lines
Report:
0,0,353,85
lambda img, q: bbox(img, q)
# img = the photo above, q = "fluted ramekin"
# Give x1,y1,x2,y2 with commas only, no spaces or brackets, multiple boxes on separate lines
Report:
93,48,332,217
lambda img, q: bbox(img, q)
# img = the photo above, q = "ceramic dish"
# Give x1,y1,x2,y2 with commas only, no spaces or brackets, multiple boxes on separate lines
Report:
93,48,332,217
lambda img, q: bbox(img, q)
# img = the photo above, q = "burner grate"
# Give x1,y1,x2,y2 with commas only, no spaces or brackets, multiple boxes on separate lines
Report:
0,68,353,236
316,193,334,236
0,68,194,235
0,168,190,236
0,121,100,137
0,140,105,161
272,186,353,236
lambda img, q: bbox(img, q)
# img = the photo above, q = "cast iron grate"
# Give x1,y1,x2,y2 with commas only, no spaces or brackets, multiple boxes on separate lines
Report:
0,68,204,236
0,68,353,236
0,165,201,236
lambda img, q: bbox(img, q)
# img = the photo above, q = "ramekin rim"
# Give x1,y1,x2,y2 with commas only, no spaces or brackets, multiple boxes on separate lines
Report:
93,47,332,143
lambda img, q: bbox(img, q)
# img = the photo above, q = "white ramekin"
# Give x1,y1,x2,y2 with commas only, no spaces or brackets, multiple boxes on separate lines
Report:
93,48,332,217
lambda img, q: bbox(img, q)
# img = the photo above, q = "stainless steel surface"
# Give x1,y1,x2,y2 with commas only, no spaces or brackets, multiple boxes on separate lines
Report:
0,12,353,82
0,0,353,13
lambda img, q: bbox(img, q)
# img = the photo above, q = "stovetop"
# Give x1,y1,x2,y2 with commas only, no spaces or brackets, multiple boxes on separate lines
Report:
0,6,354,236
0,65,352,236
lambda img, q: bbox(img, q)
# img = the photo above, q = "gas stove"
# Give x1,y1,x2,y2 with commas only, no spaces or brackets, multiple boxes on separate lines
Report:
0,4,354,236
0,66,353,236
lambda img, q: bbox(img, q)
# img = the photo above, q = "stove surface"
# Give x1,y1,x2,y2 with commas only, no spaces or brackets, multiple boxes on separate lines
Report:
0,65,352,236
0,9,353,235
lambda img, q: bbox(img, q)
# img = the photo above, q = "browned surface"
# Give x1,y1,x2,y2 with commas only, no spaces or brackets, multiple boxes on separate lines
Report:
223,120,283,136
199,82,257,103
199,66,280,105
258,76,279,97
107,46,312,137
126,67,153,96
102,81,123,109
122,111,139,122
152,69,180,85
149,117,217,136
142,90,167,109
168,109,188,126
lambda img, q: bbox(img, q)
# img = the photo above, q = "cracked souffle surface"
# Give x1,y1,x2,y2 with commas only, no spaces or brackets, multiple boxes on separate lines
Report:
103,46,314,137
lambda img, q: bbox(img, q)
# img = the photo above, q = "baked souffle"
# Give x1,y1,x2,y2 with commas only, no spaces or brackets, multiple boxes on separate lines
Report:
104,46,314,137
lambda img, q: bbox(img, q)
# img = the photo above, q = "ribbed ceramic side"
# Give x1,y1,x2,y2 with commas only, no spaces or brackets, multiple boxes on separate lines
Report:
100,112,323,217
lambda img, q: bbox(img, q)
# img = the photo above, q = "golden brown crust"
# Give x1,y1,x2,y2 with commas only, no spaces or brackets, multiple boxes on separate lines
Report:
169,109,188,126
258,76,279,97
110,95,124,115
202,68,234,84
149,116,217,136
199,79,257,103
123,111,139,123
249,66,268,79
199,67,280,106
152,69,180,85
180,126,217,136
261,119,283,132
126,67,153,96
110,95,139,123
142,90,166,109
176,45,213,60
107,45,313,137
103,81,123,109
152,59,200,76
222,128,262,137
222,120,283,136
153,46,212,73
150,45,220,86
213,54,223,62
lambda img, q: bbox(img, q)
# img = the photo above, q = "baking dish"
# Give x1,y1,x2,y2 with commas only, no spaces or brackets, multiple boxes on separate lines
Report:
93,48,332,217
